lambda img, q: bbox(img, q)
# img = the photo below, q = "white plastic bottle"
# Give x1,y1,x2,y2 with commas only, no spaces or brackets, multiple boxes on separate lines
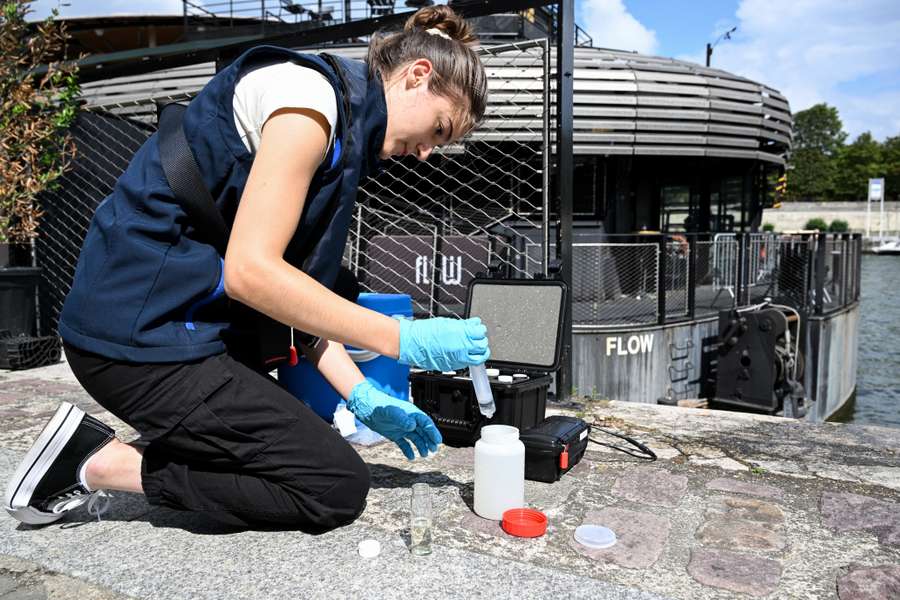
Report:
474,425,525,520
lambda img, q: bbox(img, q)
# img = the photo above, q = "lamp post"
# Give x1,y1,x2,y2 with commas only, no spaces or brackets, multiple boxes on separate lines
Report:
706,26,737,67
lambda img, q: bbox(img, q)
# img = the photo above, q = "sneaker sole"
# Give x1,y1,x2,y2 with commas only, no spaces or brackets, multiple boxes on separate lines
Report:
4,402,85,525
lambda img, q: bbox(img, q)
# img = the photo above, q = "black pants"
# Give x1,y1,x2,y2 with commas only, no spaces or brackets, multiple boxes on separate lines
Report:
64,341,370,531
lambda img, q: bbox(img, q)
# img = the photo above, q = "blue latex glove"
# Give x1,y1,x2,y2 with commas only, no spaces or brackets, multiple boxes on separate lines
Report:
397,317,490,372
347,379,443,460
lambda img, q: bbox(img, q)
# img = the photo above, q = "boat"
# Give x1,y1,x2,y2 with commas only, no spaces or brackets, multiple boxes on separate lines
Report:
871,238,900,255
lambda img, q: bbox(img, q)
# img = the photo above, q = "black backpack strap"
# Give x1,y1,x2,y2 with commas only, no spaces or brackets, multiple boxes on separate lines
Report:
157,102,230,256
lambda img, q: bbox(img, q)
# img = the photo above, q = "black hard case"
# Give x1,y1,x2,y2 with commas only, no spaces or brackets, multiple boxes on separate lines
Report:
410,277,568,447
519,415,591,483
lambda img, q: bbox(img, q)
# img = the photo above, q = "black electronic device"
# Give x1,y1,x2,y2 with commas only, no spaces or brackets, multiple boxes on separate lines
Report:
410,277,568,446
520,415,591,483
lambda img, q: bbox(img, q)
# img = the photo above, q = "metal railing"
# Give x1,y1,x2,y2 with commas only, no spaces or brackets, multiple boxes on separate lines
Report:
180,0,576,44
183,0,397,27
569,232,862,330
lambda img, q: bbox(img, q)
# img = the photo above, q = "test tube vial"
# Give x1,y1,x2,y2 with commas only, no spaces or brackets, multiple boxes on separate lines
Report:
410,482,433,556
469,363,496,418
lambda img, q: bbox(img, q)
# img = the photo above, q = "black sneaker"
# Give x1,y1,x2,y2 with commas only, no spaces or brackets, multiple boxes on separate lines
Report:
4,402,115,525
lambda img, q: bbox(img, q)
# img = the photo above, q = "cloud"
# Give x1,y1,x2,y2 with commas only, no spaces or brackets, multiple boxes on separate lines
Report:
580,0,658,55
686,0,900,140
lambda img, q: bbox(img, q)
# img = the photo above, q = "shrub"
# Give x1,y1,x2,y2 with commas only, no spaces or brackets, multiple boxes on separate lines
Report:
804,218,828,231
0,2,80,244
762,222,775,232
829,219,849,233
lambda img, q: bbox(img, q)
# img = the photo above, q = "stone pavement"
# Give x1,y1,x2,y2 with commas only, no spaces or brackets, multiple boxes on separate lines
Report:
1,360,899,599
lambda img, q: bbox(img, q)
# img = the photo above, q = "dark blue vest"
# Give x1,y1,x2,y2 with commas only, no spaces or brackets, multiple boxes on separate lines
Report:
59,46,387,362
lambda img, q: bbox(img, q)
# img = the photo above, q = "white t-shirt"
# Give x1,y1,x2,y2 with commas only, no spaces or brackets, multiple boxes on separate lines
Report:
232,61,338,158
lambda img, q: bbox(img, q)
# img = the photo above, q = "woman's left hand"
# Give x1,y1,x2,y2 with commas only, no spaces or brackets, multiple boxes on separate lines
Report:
347,380,442,460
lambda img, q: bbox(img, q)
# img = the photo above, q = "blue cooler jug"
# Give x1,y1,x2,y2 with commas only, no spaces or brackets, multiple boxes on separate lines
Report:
278,293,413,421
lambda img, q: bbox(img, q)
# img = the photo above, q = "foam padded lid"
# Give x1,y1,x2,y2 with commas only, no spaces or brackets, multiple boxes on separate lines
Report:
466,279,565,370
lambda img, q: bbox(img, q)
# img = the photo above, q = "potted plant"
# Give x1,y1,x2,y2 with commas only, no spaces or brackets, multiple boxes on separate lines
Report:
0,1,79,366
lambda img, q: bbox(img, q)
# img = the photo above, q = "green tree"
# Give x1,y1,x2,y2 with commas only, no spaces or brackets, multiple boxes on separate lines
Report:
794,104,847,154
788,149,836,200
788,103,846,201
833,132,884,201
883,135,900,202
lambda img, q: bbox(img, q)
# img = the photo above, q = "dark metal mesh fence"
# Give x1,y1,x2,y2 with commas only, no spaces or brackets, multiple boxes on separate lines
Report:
693,239,736,318
568,233,860,329
772,237,814,310
571,242,658,327
820,234,861,314
348,40,550,317
665,241,689,320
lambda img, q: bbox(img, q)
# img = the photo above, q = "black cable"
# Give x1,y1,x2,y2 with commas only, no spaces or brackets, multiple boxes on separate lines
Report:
588,426,657,461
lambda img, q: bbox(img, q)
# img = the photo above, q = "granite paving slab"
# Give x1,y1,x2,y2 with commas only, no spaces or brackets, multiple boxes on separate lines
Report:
2,362,900,599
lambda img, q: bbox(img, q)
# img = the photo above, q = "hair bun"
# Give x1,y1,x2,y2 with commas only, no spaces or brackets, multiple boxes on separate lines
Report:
405,5,478,45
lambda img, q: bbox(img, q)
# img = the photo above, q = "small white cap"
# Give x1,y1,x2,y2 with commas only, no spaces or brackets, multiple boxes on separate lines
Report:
574,525,617,549
513,373,528,379
485,368,500,377
358,539,381,558
498,375,514,384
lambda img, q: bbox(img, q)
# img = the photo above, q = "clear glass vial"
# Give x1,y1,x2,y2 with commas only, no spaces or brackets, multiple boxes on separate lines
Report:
410,482,433,556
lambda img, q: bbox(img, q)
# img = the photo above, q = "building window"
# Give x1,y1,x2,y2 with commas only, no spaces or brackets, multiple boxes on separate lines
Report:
660,185,691,232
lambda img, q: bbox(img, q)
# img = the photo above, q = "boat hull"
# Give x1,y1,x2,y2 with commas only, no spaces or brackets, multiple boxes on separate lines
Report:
572,302,860,422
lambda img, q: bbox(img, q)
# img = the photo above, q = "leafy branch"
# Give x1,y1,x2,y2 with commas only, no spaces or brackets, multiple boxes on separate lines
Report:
0,0,80,244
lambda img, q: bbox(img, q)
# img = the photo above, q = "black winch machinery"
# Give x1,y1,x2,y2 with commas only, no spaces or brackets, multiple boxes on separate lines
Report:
714,303,810,418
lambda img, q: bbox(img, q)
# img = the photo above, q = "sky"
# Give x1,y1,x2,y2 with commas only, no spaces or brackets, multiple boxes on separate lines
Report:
27,0,900,142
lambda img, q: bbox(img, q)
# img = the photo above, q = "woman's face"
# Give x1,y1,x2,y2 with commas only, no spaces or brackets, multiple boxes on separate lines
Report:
381,59,467,161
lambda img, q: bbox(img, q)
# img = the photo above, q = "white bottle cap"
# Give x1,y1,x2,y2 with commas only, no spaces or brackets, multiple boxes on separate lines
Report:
358,539,381,558
498,375,513,384
485,368,500,377
513,373,528,379
574,525,617,549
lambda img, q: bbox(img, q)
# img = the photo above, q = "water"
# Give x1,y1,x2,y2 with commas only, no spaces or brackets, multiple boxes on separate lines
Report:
410,517,432,555
837,254,900,428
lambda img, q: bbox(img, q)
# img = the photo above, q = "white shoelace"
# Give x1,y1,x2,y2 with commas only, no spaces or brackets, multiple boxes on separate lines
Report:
51,489,113,521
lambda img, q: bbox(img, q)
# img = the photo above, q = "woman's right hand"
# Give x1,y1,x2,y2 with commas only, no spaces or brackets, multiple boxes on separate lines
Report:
397,317,490,371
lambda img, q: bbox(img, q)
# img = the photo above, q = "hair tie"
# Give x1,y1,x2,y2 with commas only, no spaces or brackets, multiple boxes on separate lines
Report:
426,27,452,41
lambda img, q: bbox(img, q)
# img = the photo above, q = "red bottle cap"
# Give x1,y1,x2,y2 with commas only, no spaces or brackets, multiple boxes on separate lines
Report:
501,508,547,538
